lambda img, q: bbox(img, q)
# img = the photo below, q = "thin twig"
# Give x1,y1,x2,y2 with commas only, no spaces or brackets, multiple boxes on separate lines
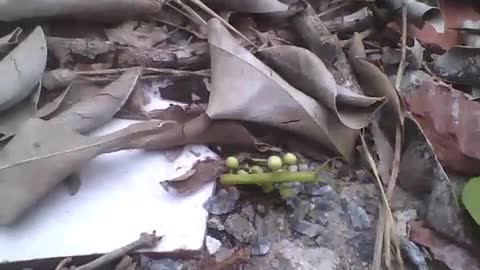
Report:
74,232,162,270
173,0,207,26
373,208,385,270
395,4,408,90
166,1,196,22
188,0,258,48
317,2,349,18
74,67,210,77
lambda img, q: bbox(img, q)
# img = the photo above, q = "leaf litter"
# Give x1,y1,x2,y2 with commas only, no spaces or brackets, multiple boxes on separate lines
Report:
2,0,480,269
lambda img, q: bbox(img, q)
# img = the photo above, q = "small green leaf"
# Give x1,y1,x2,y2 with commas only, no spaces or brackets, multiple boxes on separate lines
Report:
462,177,480,225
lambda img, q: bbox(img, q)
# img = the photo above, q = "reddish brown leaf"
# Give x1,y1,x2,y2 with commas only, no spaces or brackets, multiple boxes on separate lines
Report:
402,79,480,174
410,221,480,270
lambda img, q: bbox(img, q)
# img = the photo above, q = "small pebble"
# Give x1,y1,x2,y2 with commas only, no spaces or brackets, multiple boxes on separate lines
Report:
298,163,309,171
207,216,224,231
294,220,325,238
206,236,222,255
203,188,240,215
256,204,266,215
251,239,271,256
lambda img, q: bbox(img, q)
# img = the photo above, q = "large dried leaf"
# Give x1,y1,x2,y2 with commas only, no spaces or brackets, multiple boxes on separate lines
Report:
429,46,480,86
206,18,358,161
105,21,168,49
0,83,41,140
410,221,480,270
202,0,289,13
0,0,164,22
40,68,142,134
400,71,480,174
0,118,161,225
258,45,385,129
0,27,46,112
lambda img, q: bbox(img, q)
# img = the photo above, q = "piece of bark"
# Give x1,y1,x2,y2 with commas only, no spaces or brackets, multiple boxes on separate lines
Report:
292,8,364,96
46,37,210,70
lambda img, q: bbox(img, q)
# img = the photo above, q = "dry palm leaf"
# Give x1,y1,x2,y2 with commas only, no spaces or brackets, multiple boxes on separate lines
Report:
40,68,142,134
0,119,161,225
0,0,165,22
258,45,385,129
0,27,46,112
205,18,358,161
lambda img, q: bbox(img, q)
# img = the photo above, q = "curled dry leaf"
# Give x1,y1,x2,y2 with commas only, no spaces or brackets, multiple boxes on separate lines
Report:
292,9,365,98
383,0,444,33
47,37,209,70
206,18,358,161
0,0,164,22
400,71,480,174
0,27,46,112
105,21,168,49
429,46,480,86
348,34,405,139
161,158,224,194
40,68,142,134
410,221,480,270
0,119,162,225
258,45,385,129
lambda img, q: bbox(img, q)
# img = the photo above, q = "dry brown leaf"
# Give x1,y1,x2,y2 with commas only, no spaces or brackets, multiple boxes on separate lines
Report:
0,119,162,225
401,73,480,174
0,27,22,57
161,158,224,194
348,34,405,140
293,9,365,98
258,45,385,129
410,221,480,270
40,68,142,134
206,18,358,161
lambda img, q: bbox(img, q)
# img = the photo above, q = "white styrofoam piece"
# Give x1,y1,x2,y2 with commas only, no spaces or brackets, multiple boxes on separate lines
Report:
0,94,217,262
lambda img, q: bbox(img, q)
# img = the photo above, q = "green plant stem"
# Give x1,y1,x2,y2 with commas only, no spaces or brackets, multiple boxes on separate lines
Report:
221,172,317,185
